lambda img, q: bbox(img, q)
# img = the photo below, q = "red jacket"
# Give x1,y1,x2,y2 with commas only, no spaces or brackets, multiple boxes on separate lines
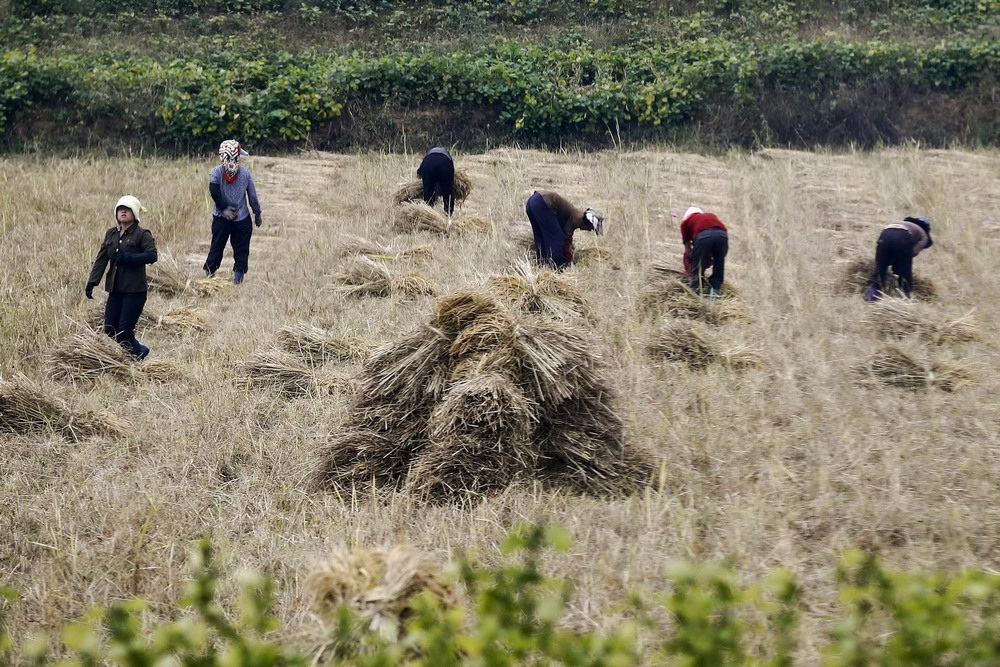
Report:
680,212,727,244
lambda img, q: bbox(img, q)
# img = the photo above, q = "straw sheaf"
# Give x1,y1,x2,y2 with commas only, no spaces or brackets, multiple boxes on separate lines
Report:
276,323,379,363
866,299,980,345
432,289,505,334
337,236,434,263
573,246,614,266
393,202,450,234
359,325,454,403
486,260,590,321
234,348,348,398
146,249,190,297
642,266,748,324
856,344,975,392
305,545,457,637
837,257,937,299
392,169,473,206
647,320,764,370
0,373,131,441
47,329,184,383
334,256,435,299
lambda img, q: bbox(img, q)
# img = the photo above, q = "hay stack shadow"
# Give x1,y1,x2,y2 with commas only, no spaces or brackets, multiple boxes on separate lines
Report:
315,263,651,502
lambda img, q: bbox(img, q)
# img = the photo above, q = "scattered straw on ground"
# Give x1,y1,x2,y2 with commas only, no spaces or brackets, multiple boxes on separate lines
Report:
866,299,979,344
47,328,185,383
0,373,131,440
305,545,457,638
573,246,614,266
837,257,937,299
277,323,379,363
333,256,435,299
855,344,974,392
392,169,473,206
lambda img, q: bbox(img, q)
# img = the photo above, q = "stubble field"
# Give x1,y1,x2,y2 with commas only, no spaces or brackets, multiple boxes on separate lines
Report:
2,147,1000,660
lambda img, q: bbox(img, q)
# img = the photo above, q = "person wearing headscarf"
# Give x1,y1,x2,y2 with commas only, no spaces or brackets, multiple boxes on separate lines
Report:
86,195,158,359
417,147,456,215
203,139,262,285
865,216,933,300
680,206,728,297
525,190,604,269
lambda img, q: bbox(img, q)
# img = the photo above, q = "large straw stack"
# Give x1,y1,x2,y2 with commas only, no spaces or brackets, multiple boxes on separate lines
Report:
316,264,650,501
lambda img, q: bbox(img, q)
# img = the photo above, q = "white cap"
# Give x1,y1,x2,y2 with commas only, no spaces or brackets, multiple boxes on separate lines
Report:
115,195,146,223
682,207,703,222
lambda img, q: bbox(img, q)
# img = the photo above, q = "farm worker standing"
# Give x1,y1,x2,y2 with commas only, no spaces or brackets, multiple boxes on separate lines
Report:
865,216,933,300
417,147,456,215
681,206,728,297
203,139,262,285
525,190,604,269
85,195,158,360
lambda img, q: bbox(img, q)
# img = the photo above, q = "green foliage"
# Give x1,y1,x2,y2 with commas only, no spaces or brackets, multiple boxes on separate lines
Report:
4,531,1000,664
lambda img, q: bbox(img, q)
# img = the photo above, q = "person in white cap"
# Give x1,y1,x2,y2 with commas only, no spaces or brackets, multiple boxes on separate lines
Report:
680,206,728,297
203,139,262,284
524,190,604,269
86,195,158,359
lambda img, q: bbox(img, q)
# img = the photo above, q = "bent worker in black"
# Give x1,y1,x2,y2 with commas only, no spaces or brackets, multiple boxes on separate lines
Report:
525,190,604,269
865,216,933,300
86,195,158,359
417,147,456,215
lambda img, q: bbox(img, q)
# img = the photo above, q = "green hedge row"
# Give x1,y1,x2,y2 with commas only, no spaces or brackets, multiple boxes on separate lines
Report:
1,38,997,148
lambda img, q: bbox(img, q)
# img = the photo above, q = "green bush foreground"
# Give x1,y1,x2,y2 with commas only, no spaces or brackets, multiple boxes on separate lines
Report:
3,525,1000,665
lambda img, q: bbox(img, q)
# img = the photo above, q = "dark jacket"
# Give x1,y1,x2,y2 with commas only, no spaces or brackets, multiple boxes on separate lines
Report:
87,223,158,293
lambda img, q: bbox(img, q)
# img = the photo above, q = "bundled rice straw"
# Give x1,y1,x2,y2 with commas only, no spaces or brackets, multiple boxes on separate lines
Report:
450,214,492,232
146,249,190,297
276,323,378,363
0,373,131,440
315,273,651,501
305,545,457,637
486,260,590,321
573,246,614,266
647,320,764,370
235,348,329,397
338,236,434,263
642,265,748,324
392,168,473,206
856,344,974,392
866,299,979,344
394,202,449,234
333,256,435,299
836,257,937,299
47,329,184,383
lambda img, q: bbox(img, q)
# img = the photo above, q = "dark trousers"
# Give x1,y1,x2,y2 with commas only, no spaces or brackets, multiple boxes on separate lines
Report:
203,215,253,275
418,153,455,215
690,227,728,290
526,192,568,269
869,228,913,296
104,291,147,356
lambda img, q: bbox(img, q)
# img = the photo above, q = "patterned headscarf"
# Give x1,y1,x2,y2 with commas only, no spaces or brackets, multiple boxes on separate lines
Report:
219,140,248,182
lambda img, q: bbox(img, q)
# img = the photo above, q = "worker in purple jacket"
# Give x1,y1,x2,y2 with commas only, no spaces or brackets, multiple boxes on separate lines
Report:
203,140,262,285
865,216,933,300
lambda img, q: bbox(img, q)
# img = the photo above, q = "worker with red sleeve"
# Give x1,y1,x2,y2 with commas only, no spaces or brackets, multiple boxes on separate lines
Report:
681,206,728,297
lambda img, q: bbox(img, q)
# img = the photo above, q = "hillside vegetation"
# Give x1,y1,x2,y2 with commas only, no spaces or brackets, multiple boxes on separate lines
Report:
1,0,998,151
2,146,1000,661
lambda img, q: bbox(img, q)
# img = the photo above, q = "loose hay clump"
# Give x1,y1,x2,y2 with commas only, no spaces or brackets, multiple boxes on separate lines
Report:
315,274,652,502
837,257,937,299
486,260,590,321
305,545,457,637
189,276,229,297
392,169,473,206
277,323,378,363
86,303,207,333
856,344,974,392
0,374,131,440
394,202,450,234
642,266,749,324
334,256,435,299
450,214,492,233
866,299,979,345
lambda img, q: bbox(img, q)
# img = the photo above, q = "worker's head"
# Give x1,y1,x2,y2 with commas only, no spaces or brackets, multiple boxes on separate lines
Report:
682,206,703,223
904,216,933,247
583,208,605,235
114,195,144,225
218,140,248,177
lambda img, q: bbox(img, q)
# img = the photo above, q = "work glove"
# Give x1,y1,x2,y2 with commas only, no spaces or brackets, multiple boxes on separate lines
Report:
223,206,238,221
254,213,263,228
85,282,96,299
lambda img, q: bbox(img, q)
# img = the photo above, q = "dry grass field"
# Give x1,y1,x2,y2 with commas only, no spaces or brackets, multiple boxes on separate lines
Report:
2,147,1000,660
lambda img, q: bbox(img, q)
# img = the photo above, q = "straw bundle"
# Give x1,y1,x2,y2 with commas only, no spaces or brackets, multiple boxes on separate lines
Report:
837,257,937,299
642,266,748,324
866,299,979,345
573,246,614,266
392,169,473,206
316,276,651,501
234,348,346,397
87,303,207,333
147,249,189,297
47,329,142,382
856,345,974,392
451,214,492,232
394,202,450,234
305,545,457,637
486,260,590,321
338,236,434,263
277,323,378,363
334,256,435,299
0,374,131,440
647,320,716,368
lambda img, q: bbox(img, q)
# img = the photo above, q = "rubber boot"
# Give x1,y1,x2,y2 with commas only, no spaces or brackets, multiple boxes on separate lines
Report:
132,343,150,360
233,272,245,285
864,286,878,302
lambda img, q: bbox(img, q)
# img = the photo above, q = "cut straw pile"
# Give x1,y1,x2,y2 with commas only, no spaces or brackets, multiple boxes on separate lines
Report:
392,169,473,206
866,299,979,344
837,257,937,299
316,267,650,501
1,373,131,440
855,344,974,392
647,319,764,370
305,545,457,638
642,265,749,324
87,303,207,333
333,256,435,299
234,348,354,398
47,329,184,382
393,202,493,235
277,323,379,364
